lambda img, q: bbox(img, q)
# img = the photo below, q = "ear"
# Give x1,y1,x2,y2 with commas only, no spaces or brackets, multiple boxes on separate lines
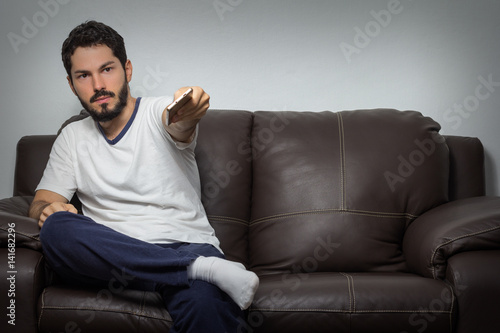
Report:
125,59,133,83
67,76,77,96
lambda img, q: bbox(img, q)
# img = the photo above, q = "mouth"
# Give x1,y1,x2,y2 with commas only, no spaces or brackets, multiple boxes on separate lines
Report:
94,96,112,104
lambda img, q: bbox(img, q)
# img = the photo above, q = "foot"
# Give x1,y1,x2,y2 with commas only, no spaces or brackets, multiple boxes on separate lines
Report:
188,256,259,309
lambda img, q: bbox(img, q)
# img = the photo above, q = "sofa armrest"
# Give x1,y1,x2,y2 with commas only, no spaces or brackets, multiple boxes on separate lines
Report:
403,196,500,279
446,250,500,333
1,247,47,333
0,195,32,216
0,196,41,251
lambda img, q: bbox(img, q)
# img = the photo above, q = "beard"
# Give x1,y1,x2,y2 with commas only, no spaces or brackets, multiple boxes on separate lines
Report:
77,80,129,123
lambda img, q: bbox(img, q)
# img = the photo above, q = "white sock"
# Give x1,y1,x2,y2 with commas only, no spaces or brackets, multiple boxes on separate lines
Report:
187,256,259,310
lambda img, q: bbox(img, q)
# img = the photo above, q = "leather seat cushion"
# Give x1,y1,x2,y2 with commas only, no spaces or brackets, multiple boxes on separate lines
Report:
38,285,172,333
249,272,455,333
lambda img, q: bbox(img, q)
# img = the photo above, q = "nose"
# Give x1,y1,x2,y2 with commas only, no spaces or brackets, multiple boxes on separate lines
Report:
92,74,105,92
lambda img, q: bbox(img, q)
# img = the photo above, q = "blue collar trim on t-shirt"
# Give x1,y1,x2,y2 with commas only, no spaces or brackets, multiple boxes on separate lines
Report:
98,97,141,145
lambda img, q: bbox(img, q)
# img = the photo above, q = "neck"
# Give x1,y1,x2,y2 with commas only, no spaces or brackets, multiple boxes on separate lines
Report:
99,96,137,140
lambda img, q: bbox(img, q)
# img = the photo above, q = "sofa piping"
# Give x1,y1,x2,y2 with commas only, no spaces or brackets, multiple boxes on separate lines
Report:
430,225,500,279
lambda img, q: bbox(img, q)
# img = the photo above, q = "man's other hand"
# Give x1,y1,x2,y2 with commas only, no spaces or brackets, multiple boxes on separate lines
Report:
39,202,78,228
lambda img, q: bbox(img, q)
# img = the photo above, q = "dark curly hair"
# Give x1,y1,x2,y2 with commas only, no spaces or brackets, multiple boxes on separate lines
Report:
62,21,127,80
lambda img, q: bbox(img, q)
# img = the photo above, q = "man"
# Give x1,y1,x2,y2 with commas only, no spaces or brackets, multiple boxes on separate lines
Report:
29,21,258,333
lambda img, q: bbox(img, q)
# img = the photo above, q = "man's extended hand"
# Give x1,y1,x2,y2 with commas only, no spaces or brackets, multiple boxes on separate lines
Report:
163,86,210,143
38,202,78,228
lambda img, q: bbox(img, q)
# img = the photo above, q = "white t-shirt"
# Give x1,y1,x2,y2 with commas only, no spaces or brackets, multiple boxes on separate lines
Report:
36,96,221,251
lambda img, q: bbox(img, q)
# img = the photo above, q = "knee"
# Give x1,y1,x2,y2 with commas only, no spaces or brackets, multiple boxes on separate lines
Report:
39,211,80,245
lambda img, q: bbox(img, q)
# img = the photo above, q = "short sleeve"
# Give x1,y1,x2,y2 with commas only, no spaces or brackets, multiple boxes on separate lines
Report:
35,130,77,201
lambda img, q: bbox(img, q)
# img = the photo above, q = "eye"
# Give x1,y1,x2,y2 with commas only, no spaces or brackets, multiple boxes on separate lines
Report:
103,67,112,73
77,73,88,79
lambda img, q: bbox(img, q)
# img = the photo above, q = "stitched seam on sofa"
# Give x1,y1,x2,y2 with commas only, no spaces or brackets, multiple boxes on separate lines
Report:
38,288,47,330
40,305,170,321
32,254,44,314
337,112,346,210
430,225,500,279
249,308,451,313
139,291,146,316
207,215,248,225
348,208,418,219
251,209,417,224
340,272,352,312
448,283,455,333
350,309,452,313
351,274,356,312
249,308,349,313
250,209,417,226
251,209,343,224
344,273,356,312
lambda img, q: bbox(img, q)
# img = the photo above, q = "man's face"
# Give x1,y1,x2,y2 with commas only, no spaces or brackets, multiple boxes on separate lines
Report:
68,44,132,122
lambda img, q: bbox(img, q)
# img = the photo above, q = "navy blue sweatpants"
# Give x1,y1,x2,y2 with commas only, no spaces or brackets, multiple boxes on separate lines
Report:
40,211,244,333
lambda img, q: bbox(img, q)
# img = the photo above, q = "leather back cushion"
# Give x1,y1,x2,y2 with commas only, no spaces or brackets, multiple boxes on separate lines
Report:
15,110,484,274
249,109,449,274
444,135,485,200
195,110,253,265
14,135,56,197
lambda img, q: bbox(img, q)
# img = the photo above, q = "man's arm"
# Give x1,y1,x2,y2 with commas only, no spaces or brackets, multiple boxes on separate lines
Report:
162,86,210,143
29,189,77,228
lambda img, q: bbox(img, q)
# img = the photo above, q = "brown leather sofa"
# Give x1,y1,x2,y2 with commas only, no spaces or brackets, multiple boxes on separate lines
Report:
1,109,500,333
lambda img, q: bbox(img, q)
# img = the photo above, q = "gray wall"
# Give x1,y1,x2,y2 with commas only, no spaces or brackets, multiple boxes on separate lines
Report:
1,0,499,199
